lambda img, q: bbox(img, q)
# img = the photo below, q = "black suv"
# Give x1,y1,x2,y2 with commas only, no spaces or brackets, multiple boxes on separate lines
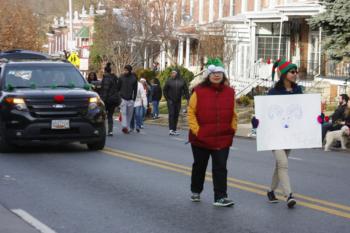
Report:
0,50,106,152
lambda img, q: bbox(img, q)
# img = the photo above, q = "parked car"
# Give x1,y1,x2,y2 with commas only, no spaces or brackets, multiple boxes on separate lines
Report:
0,50,106,152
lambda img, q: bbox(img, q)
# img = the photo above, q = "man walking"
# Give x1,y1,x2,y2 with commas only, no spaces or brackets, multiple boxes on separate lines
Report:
117,65,138,134
163,69,189,136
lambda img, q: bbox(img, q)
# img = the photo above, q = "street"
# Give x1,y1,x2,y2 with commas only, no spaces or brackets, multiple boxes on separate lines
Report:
0,123,350,233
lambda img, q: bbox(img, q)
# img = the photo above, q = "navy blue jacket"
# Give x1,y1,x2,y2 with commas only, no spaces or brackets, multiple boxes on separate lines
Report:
268,85,303,95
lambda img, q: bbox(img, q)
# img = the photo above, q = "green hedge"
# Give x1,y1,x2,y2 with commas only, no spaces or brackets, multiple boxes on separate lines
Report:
158,66,194,88
135,68,158,82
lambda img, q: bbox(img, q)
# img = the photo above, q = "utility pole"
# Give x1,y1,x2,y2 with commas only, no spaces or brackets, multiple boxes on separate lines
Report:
68,0,74,51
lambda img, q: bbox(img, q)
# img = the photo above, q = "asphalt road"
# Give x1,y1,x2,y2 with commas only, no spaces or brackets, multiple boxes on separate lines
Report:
0,123,349,233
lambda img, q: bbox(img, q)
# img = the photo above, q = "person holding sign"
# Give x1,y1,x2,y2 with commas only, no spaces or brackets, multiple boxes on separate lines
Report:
187,58,237,207
266,59,302,208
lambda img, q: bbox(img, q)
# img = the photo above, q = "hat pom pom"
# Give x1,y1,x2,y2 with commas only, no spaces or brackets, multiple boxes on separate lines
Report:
208,64,216,73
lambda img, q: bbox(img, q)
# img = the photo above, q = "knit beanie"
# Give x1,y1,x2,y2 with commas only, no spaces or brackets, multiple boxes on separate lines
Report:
271,59,297,81
206,58,225,74
124,64,132,73
104,62,112,73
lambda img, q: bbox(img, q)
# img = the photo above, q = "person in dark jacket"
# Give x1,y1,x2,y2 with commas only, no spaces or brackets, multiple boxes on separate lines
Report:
266,59,302,209
188,59,237,207
117,65,138,134
151,78,162,119
163,69,189,136
100,63,120,136
321,94,349,141
87,71,101,95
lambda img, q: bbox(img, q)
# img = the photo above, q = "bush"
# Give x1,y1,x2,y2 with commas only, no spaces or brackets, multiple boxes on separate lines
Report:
135,68,157,82
238,95,251,106
158,66,194,88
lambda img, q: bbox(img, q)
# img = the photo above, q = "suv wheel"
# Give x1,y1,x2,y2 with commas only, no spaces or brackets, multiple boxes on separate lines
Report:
87,126,106,151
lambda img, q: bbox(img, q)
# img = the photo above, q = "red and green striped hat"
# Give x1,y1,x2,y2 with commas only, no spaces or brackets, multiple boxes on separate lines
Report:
272,59,297,81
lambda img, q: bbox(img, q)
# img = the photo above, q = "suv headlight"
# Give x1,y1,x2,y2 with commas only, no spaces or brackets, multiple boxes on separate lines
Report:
5,97,28,111
88,97,100,110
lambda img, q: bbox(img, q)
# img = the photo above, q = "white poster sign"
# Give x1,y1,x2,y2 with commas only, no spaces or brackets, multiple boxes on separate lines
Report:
79,58,89,71
254,94,322,151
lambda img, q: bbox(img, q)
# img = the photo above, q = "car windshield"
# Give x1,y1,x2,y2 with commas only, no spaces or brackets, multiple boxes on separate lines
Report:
4,64,86,89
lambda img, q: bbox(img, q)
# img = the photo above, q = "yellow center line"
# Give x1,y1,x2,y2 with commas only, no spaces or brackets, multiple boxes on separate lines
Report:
103,147,350,218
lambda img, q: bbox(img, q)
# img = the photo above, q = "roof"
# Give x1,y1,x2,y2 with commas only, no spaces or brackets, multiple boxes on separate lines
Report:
76,26,90,38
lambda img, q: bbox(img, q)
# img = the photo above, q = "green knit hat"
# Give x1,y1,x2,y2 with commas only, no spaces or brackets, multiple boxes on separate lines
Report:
272,59,297,81
206,58,225,74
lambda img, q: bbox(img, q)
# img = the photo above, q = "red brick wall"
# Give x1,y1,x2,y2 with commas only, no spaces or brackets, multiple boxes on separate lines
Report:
203,0,209,23
213,0,218,20
248,0,254,11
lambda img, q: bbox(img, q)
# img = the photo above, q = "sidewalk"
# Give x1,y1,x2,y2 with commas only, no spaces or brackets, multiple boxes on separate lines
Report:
146,114,253,138
0,204,39,233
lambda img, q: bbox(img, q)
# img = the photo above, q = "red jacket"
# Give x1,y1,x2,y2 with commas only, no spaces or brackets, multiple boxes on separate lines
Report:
188,84,236,150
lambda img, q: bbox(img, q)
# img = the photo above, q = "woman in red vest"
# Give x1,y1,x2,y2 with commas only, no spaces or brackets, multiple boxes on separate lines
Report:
188,58,237,207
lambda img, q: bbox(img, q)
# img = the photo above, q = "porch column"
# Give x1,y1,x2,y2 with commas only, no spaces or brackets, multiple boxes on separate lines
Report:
178,38,184,65
209,0,214,22
250,22,257,78
181,0,186,25
160,42,166,70
185,37,190,68
199,0,203,23
219,0,223,19
254,0,261,11
242,0,247,13
230,0,234,16
167,41,172,66
190,0,194,18
144,46,148,69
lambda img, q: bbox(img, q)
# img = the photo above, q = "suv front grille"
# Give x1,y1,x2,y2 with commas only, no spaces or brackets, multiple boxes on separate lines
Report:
26,97,89,118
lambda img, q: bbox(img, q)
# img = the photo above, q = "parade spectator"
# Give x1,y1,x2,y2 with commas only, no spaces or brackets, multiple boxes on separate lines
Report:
132,79,148,133
188,58,237,207
87,72,98,83
151,78,162,119
140,78,150,127
100,63,120,136
163,69,189,136
322,94,349,141
117,65,138,134
266,59,302,208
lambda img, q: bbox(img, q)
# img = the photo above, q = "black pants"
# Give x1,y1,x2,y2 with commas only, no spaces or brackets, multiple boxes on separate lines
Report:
167,100,181,131
106,104,116,133
191,145,230,201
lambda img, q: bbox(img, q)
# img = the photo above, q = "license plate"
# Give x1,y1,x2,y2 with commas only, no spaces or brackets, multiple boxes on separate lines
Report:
51,120,70,129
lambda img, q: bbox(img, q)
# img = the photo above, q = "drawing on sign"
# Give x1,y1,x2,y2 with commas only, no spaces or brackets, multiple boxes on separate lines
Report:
268,104,303,129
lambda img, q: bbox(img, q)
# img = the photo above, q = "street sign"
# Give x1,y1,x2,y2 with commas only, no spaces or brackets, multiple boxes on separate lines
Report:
68,52,80,68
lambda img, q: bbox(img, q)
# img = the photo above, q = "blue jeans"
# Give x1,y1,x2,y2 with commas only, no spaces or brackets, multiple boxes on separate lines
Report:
152,100,159,117
135,106,144,129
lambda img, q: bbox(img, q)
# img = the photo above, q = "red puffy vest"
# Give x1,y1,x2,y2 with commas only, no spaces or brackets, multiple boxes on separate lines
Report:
189,84,235,150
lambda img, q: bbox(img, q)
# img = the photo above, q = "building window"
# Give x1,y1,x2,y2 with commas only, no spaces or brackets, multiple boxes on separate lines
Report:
256,23,290,61
257,36,288,61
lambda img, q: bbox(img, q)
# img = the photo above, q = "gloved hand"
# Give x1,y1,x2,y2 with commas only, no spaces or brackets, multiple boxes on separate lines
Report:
251,117,259,128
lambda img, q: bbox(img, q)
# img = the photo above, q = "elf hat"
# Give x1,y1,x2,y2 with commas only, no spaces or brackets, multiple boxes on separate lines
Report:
272,59,297,81
206,58,225,75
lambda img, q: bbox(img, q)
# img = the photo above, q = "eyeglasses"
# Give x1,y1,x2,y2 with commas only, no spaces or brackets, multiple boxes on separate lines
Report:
288,70,298,75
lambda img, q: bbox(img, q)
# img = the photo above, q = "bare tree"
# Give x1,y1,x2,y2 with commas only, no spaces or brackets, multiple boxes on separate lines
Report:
0,0,42,51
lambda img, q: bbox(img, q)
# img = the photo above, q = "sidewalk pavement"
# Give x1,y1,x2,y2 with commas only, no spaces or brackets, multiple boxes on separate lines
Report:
0,204,39,233
146,114,253,139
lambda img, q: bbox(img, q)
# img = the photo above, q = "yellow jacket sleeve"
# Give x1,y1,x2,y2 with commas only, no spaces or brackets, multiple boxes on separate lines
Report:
231,109,238,132
187,92,200,136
